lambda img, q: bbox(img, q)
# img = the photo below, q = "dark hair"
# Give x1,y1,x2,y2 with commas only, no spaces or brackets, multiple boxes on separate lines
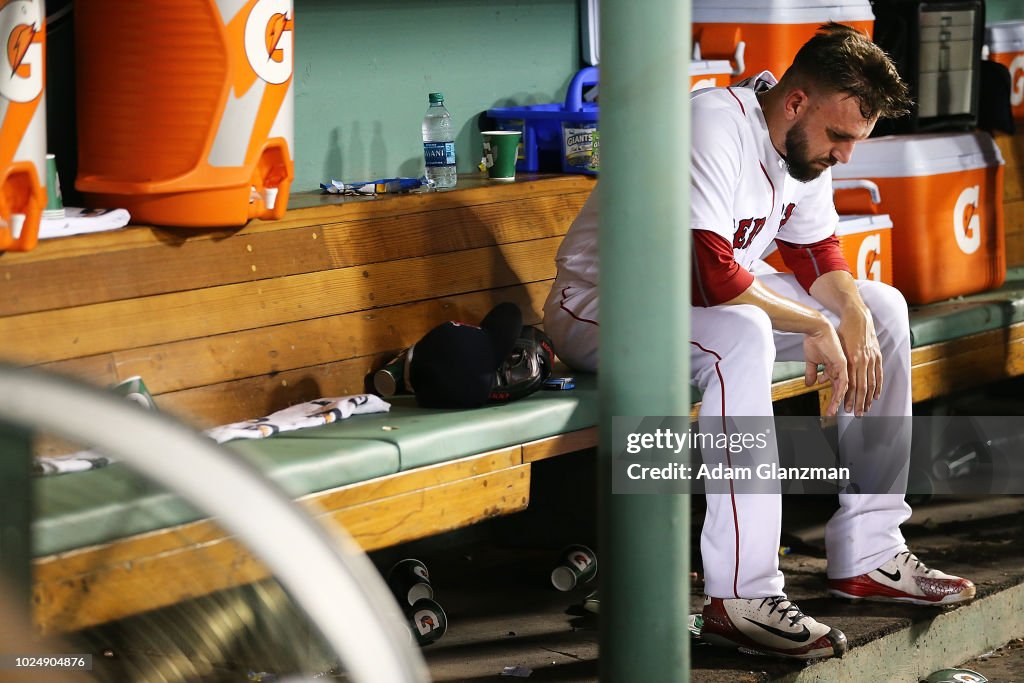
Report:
780,22,911,120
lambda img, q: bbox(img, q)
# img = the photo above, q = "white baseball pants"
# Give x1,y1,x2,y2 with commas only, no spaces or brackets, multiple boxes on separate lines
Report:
543,272,913,599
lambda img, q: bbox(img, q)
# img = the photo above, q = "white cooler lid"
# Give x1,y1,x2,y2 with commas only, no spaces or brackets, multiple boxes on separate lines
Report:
691,59,732,76
694,0,873,25
986,21,1024,54
836,213,893,236
832,132,1005,179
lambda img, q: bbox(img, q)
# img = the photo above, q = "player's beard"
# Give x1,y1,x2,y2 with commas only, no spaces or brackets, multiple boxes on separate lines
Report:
784,120,832,183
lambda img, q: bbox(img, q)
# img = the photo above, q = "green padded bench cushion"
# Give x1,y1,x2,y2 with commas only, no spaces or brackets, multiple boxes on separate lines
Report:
908,266,1024,348
33,437,400,557
31,377,601,557
226,435,400,497
284,373,600,471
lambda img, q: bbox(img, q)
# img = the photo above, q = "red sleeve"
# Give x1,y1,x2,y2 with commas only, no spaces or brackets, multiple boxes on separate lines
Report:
692,229,754,307
775,235,851,293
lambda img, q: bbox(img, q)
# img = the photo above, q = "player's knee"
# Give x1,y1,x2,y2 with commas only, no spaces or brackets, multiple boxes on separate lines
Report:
726,305,777,363
858,281,910,340
543,316,599,373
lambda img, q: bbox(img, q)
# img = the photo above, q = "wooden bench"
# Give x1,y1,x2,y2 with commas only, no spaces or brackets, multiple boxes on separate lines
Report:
0,175,606,634
3,127,1023,636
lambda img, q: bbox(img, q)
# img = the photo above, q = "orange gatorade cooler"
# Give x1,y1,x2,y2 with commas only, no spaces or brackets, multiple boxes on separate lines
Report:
0,0,46,252
692,0,874,82
75,0,294,227
691,60,732,91
763,214,894,286
985,21,1024,122
832,132,1005,305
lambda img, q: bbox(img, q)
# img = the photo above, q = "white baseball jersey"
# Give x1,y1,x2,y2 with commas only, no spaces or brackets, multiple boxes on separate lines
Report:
553,72,841,291
690,72,840,267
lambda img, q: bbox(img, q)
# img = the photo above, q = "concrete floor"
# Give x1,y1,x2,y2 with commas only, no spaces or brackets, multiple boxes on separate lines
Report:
68,491,1024,682
411,495,1024,682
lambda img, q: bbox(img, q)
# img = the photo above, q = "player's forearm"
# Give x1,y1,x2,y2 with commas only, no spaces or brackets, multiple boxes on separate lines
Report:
723,278,832,336
808,270,870,320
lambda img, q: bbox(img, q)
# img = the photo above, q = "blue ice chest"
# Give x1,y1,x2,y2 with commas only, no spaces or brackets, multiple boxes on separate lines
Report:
487,67,599,174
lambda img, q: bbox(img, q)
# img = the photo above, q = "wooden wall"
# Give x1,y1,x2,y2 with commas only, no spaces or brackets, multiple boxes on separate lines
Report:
0,177,595,431
998,132,1024,267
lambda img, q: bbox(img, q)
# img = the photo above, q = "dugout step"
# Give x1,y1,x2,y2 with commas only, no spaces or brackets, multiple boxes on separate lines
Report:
416,495,1024,682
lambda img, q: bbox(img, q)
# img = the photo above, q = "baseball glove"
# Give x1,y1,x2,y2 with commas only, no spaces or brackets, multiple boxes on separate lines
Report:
488,326,555,403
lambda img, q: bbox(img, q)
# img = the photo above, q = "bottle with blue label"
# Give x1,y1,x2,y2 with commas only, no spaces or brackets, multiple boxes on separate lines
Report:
422,92,457,189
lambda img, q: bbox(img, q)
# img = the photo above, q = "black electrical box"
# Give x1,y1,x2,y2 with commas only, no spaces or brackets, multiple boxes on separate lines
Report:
871,0,986,135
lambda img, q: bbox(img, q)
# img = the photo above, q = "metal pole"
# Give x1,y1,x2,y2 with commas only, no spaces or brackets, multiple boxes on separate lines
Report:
598,0,692,680
0,422,33,618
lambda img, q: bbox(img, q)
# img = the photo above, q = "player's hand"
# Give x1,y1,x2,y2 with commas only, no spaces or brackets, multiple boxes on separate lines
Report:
836,305,882,417
803,320,848,417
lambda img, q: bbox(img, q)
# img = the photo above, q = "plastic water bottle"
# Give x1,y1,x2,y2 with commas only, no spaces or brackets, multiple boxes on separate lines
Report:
422,92,457,189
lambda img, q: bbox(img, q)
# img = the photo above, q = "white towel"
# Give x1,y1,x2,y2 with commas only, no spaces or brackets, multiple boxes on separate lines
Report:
39,207,131,240
205,395,391,444
33,450,112,476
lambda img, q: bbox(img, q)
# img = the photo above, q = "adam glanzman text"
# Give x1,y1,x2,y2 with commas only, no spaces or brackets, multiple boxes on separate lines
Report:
625,462,851,482
623,428,849,482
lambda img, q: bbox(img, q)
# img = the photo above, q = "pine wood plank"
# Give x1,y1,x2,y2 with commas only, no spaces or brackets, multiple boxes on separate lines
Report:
0,175,593,267
318,466,530,551
0,226,332,318
33,526,270,636
0,191,585,317
817,385,835,416
996,133,1024,203
1004,198,1024,239
33,449,521,587
1007,235,1024,268
305,448,523,510
910,325,1024,403
1,238,562,367
154,356,378,428
910,323,1024,365
33,465,530,635
522,428,599,463
37,354,117,388
316,191,584,269
770,375,823,402
280,175,594,225
40,282,551,396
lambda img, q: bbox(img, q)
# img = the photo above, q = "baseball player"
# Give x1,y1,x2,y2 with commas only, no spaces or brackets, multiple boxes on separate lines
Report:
544,23,976,660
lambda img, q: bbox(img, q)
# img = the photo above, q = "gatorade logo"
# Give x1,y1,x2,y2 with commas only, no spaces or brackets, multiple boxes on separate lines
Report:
414,609,439,634
0,0,43,103
245,0,293,85
856,233,882,281
1011,54,1024,107
953,186,981,255
951,674,985,683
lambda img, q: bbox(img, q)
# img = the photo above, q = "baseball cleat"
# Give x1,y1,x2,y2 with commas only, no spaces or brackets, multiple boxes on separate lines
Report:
700,595,847,660
828,551,976,606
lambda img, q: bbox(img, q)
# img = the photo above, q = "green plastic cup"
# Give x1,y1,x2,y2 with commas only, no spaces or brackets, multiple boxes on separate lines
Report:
550,544,598,590
482,131,521,181
110,376,157,411
43,154,64,220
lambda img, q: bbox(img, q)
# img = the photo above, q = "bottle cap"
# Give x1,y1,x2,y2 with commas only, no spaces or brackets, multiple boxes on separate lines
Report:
429,92,444,104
